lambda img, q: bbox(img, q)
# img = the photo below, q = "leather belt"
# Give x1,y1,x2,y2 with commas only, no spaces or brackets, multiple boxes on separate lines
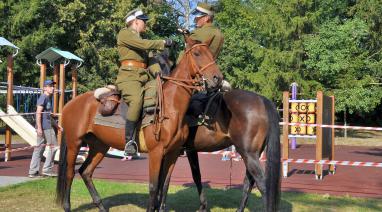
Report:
121,60,147,69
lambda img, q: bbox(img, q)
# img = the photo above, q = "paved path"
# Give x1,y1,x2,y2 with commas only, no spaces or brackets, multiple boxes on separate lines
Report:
0,176,39,187
1,144,381,198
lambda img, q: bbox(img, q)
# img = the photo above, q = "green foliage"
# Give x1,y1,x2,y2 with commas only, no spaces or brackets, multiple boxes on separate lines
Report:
0,0,381,117
0,0,178,93
215,0,381,114
303,18,382,113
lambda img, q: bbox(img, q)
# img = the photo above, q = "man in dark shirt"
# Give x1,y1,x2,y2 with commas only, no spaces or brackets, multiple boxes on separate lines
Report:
28,80,62,178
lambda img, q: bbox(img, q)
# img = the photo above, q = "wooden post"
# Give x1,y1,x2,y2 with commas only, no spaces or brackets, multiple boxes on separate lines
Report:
53,64,59,114
5,55,14,161
315,91,323,180
39,63,46,92
57,63,65,145
282,91,290,178
71,67,77,99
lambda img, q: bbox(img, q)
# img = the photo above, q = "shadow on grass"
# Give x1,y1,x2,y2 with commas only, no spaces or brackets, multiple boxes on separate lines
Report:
335,129,381,139
72,186,292,212
288,168,332,178
352,148,382,157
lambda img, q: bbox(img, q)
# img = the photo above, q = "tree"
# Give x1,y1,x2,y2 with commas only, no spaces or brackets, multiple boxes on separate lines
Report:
303,18,382,113
0,0,179,93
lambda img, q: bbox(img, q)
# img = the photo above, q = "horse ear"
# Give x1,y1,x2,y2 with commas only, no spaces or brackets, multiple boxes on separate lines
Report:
185,36,198,48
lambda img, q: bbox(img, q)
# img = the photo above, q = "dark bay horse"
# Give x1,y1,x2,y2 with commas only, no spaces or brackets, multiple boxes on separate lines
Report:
55,39,223,212
159,89,281,212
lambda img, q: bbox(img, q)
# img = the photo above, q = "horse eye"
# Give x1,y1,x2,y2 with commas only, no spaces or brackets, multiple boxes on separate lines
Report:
193,51,200,57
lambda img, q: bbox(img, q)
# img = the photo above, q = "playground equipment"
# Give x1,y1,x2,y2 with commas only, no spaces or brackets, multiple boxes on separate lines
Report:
35,47,83,144
282,90,335,180
0,41,83,161
0,37,19,161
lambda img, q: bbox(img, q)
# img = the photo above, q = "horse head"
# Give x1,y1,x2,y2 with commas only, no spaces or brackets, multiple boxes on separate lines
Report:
183,37,223,91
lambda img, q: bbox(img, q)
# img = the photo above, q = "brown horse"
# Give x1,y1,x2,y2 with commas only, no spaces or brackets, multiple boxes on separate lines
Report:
159,90,281,212
55,39,223,212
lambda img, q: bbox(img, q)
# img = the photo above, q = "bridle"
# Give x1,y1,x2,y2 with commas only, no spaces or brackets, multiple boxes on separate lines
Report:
153,43,219,140
161,43,217,92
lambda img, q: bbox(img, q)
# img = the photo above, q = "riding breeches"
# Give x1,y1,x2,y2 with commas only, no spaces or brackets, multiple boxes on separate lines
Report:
116,66,149,122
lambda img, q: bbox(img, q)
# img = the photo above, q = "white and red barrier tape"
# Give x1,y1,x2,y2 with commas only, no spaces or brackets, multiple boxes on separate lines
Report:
0,112,60,118
200,151,382,168
0,144,56,154
2,145,381,168
279,122,382,131
282,159,382,168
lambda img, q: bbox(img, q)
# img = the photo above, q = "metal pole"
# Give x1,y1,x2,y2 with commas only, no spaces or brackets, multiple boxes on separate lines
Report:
291,82,298,149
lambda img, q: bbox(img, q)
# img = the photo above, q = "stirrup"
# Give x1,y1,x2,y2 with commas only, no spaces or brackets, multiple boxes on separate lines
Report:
197,114,210,126
124,140,138,156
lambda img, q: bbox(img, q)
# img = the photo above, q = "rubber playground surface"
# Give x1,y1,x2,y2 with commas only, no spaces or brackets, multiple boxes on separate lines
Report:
1,144,381,198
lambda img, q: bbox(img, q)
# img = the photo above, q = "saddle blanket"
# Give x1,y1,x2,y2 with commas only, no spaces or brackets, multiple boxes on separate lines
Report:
93,102,127,129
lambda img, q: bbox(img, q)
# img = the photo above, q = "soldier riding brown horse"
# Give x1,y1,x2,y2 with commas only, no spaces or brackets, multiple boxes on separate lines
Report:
55,38,223,212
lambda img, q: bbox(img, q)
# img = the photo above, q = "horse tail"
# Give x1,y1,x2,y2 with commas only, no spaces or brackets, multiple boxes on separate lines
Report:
263,98,281,212
56,133,68,207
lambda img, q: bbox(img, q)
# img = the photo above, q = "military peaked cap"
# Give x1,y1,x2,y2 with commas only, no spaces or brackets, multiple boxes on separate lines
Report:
125,8,149,23
191,2,214,17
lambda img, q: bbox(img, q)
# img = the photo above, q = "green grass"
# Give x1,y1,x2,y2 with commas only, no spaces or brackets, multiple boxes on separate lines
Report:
0,179,381,212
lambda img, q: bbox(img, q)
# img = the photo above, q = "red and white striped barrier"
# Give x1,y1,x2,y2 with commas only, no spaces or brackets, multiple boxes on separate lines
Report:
3,145,381,168
279,122,382,131
0,112,61,118
200,151,382,168
282,158,382,168
0,144,56,154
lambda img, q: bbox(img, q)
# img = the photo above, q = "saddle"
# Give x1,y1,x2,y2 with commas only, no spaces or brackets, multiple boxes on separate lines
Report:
186,91,222,127
94,85,121,116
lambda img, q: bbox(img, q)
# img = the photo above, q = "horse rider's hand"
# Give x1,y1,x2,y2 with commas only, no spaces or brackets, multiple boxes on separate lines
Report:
177,28,190,35
164,39,175,47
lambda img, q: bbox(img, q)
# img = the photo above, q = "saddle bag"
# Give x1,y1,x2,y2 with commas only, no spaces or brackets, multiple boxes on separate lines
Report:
98,91,121,116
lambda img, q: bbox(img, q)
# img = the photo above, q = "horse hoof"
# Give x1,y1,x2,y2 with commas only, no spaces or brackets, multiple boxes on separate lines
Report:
198,207,207,212
98,203,108,212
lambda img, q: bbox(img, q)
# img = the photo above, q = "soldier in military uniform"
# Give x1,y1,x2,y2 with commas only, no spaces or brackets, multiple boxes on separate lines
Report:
116,8,173,156
182,3,226,119
177,2,224,62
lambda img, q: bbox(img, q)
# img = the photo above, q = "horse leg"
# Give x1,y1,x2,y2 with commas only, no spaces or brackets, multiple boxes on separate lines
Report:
78,141,109,212
237,169,255,212
158,150,180,212
186,149,207,212
245,153,266,208
147,147,164,212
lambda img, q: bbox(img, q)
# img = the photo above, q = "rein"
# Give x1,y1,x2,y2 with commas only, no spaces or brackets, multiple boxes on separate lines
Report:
162,43,216,92
153,43,216,140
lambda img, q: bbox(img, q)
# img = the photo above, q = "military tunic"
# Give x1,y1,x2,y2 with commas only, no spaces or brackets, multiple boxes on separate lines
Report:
116,27,165,122
177,23,224,63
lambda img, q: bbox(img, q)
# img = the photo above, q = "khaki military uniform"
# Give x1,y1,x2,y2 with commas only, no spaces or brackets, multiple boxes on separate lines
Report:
177,23,224,63
116,27,164,122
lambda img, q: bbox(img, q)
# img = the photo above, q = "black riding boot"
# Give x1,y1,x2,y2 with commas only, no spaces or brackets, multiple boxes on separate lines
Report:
124,120,138,156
